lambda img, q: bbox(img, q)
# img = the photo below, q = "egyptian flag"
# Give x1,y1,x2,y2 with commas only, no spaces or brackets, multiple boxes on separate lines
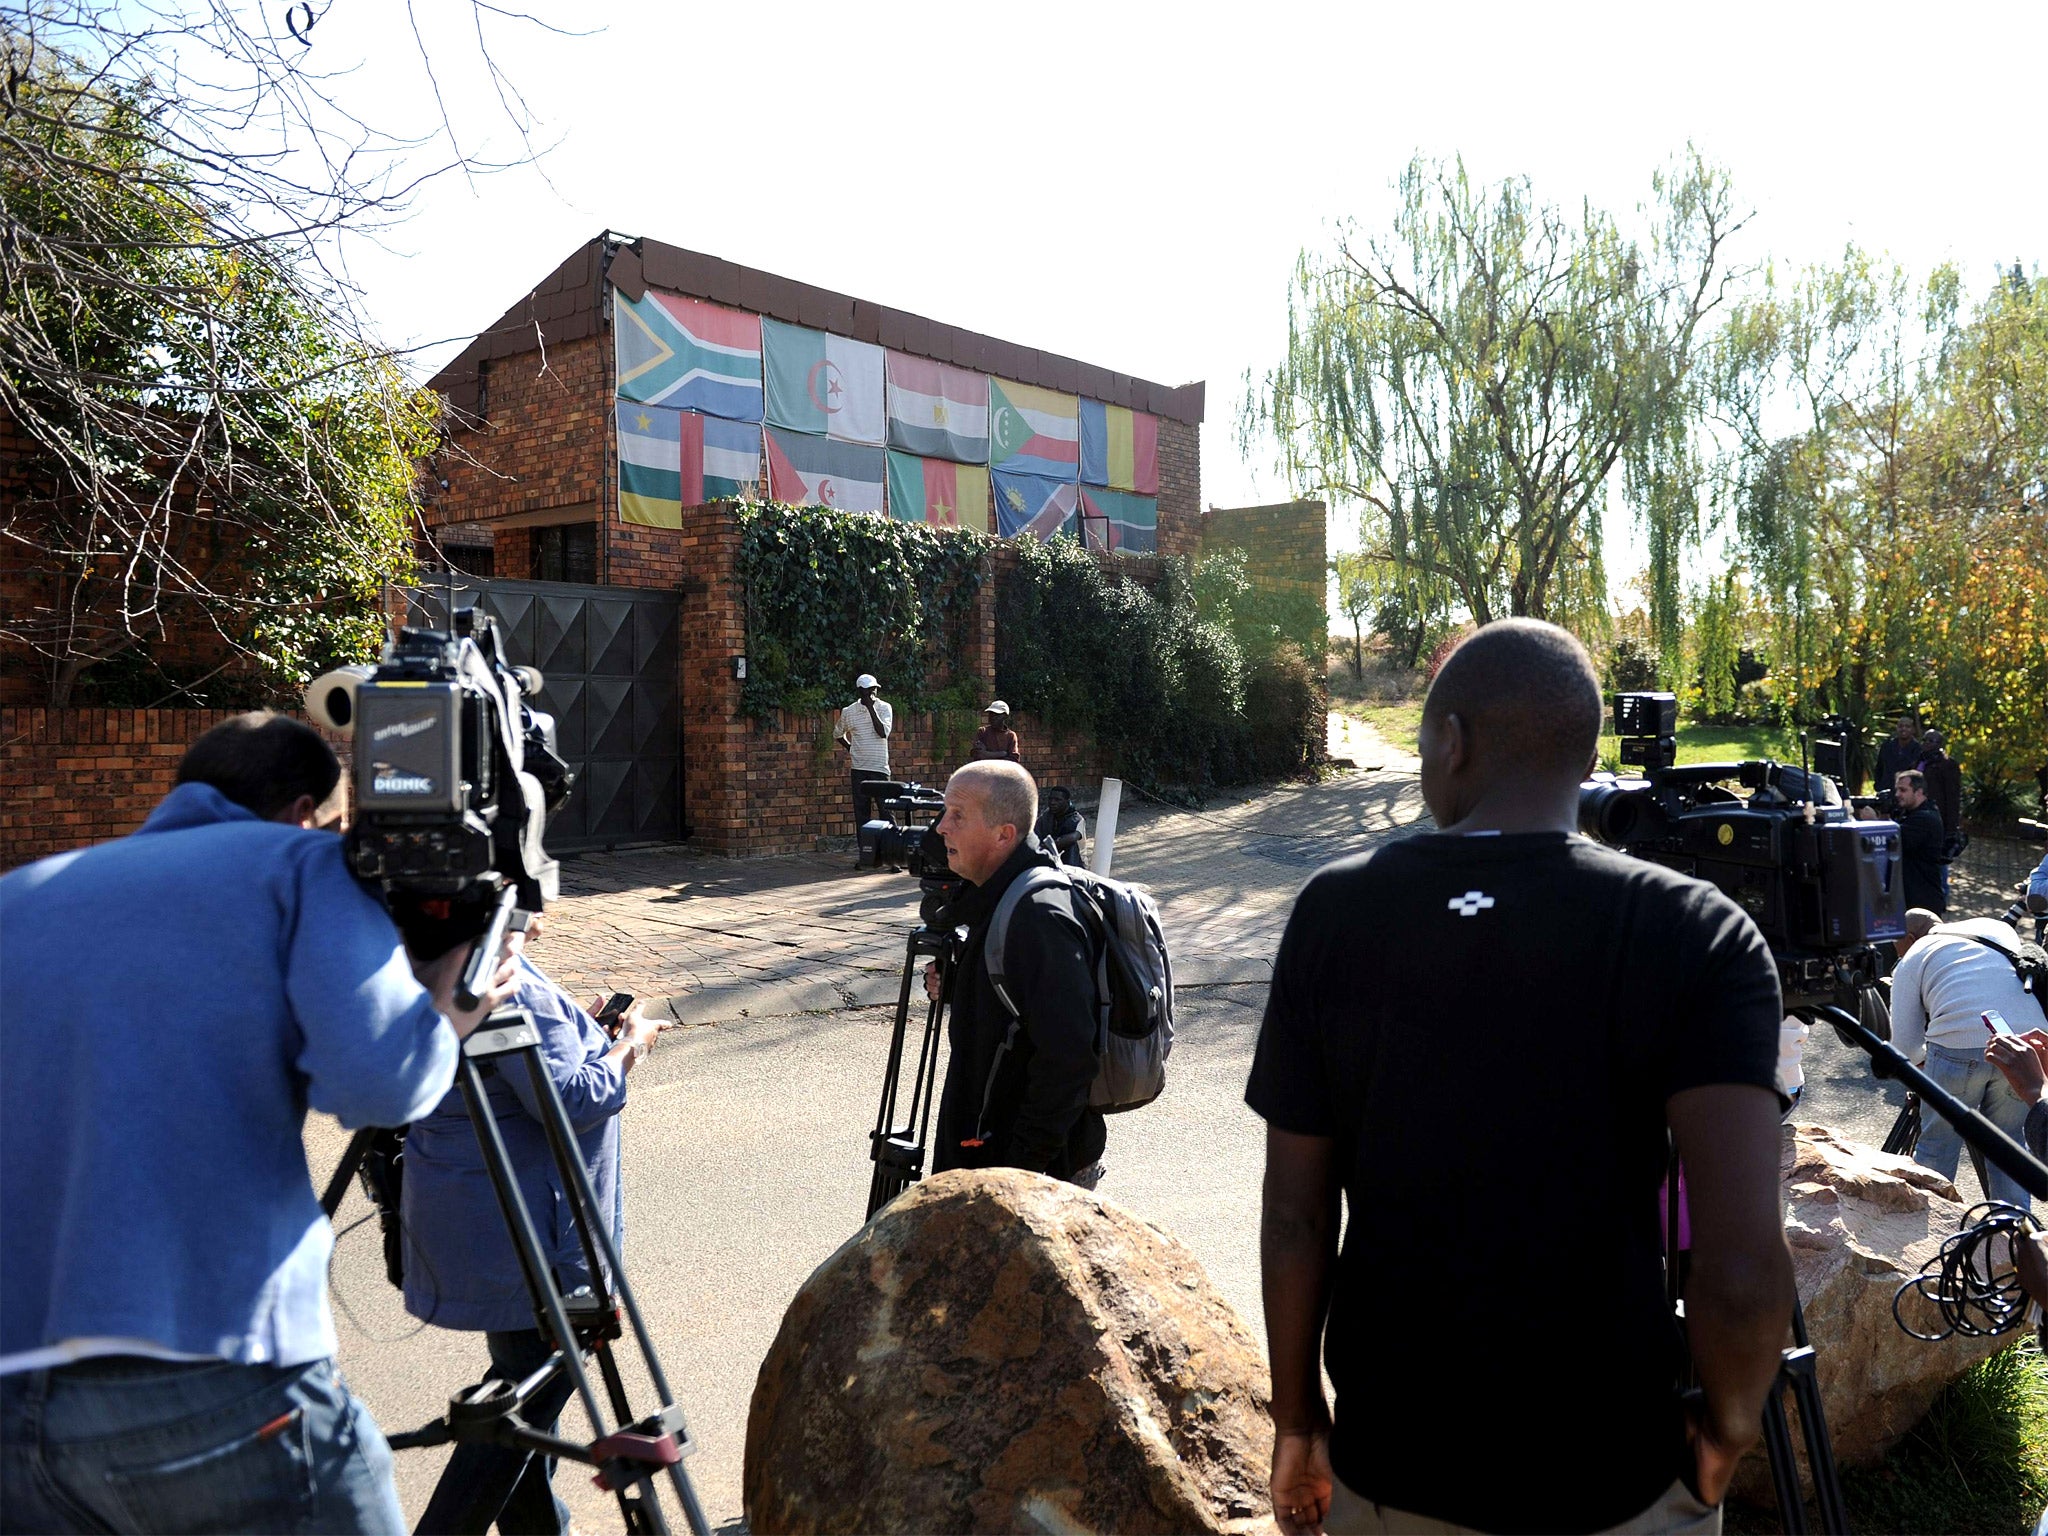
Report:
885,354,989,463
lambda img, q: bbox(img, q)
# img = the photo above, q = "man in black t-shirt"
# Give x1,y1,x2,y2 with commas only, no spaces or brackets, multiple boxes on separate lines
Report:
1249,619,1793,1536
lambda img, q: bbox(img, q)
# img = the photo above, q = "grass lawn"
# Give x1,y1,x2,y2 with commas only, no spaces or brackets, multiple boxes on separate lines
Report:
1729,1338,2048,1534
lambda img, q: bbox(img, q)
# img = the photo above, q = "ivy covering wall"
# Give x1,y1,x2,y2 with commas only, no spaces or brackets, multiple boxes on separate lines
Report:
996,536,1325,792
735,503,986,716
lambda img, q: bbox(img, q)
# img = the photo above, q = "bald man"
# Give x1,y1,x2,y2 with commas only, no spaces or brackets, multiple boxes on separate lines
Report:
1249,619,1793,1536
927,761,1106,1186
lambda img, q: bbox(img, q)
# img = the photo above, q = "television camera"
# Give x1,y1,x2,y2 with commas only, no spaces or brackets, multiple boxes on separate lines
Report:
856,780,962,929
308,607,711,1536
1578,691,1906,1009
306,609,572,1008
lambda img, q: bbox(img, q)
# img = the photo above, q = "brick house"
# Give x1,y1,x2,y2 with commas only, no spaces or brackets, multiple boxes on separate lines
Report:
417,235,1213,856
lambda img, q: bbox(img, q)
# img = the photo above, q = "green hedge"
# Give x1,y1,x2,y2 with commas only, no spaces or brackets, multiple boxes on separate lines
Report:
735,503,986,717
996,536,1326,793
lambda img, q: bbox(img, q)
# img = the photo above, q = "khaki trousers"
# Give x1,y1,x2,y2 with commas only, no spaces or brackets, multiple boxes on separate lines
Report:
1324,1475,1721,1536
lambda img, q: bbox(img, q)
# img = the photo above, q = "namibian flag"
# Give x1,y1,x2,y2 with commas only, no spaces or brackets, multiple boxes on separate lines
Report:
615,289,762,422
885,354,988,464
989,380,1079,481
1079,400,1159,494
765,426,885,514
1079,486,1158,554
993,467,1079,541
888,451,988,533
618,404,761,527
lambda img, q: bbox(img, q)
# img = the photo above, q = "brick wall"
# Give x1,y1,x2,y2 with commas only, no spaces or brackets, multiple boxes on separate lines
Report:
1,710,223,866
426,334,609,534
1196,500,1328,603
1155,416,1202,561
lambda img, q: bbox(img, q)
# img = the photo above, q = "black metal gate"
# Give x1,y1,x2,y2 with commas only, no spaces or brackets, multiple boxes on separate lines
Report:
410,577,683,852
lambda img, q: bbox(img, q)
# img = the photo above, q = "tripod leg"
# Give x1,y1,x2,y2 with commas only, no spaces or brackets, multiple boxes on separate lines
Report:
516,1046,709,1536
1761,1384,1809,1535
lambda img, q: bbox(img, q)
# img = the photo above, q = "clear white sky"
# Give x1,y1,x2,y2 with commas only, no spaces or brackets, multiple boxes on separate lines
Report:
313,0,2046,580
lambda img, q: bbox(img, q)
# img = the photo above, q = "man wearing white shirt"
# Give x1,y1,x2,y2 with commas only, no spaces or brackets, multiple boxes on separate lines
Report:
838,672,894,843
1892,911,2042,1209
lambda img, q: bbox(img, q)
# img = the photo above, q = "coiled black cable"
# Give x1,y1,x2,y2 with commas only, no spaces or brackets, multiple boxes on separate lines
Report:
1894,1201,2040,1341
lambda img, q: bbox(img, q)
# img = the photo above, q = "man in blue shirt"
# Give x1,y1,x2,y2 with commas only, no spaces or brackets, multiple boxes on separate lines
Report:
0,712,519,1535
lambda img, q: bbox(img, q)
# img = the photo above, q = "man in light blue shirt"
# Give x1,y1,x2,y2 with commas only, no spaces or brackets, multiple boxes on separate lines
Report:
0,712,519,1534
2028,848,2048,909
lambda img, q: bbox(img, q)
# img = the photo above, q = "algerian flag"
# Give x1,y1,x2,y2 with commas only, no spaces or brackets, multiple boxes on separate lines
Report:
763,319,885,445
888,451,989,533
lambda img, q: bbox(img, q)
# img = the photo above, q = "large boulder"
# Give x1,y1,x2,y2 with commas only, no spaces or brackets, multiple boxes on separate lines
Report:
1736,1123,2014,1498
744,1169,1273,1535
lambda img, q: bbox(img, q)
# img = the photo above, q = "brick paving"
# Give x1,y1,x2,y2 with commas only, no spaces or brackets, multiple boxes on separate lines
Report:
530,747,1431,1026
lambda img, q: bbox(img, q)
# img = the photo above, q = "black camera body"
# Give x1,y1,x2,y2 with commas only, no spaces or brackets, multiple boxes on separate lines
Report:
1581,694,1906,1008
857,782,961,928
306,609,573,914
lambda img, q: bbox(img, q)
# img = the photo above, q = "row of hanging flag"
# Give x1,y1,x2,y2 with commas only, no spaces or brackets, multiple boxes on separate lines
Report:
612,286,1161,549
616,400,1159,550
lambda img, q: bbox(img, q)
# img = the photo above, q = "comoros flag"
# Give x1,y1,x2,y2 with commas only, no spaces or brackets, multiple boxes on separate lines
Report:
885,354,988,464
765,426,886,514
989,379,1079,481
1079,486,1158,554
1078,400,1159,494
992,467,1079,541
618,403,761,527
762,318,885,445
888,451,989,533
615,287,763,422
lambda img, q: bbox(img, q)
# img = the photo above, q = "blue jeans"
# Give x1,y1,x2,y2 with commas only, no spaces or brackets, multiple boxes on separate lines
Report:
415,1329,572,1535
1917,1041,2035,1211
0,1355,402,1535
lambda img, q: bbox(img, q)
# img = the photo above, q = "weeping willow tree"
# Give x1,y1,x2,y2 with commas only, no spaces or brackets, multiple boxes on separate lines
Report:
1247,152,1750,656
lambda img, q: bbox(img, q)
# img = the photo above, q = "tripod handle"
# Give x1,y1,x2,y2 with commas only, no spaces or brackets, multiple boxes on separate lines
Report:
456,887,520,1012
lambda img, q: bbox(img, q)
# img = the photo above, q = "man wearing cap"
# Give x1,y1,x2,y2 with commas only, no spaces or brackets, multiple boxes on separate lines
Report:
970,701,1020,763
838,674,894,842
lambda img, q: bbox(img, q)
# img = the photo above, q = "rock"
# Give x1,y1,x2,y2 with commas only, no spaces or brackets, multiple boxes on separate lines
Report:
1735,1124,2014,1499
744,1169,1273,1536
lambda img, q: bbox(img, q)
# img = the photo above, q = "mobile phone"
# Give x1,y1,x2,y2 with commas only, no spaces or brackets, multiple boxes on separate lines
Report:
595,992,635,1028
1985,1010,2015,1037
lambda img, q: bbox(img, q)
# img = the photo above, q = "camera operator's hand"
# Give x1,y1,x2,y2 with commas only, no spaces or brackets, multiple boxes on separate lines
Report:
1269,1425,1333,1536
415,933,523,1040
923,961,942,1003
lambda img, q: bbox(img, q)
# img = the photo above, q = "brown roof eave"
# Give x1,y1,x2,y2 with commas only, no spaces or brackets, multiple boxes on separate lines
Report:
426,235,1206,425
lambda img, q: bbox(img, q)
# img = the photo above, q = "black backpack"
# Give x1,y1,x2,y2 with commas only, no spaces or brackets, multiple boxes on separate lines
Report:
984,862,1174,1115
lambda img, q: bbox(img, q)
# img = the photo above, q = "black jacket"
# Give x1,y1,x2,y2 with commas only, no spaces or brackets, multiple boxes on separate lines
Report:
1875,736,1921,793
933,836,1106,1179
1919,751,1963,836
1898,801,1947,914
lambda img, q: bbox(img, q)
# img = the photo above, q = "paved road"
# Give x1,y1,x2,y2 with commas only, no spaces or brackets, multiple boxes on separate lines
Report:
309,744,2036,1532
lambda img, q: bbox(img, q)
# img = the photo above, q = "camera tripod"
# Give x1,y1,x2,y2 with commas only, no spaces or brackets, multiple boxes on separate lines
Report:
1665,1151,1847,1534
323,1009,709,1536
866,925,955,1221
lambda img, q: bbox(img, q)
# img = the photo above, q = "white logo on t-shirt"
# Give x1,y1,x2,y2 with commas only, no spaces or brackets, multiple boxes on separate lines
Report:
1448,891,1496,917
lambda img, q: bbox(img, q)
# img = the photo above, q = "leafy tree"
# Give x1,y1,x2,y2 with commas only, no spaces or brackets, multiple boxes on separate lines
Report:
1689,572,1741,723
1722,254,2047,800
1248,152,1749,644
0,7,554,705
